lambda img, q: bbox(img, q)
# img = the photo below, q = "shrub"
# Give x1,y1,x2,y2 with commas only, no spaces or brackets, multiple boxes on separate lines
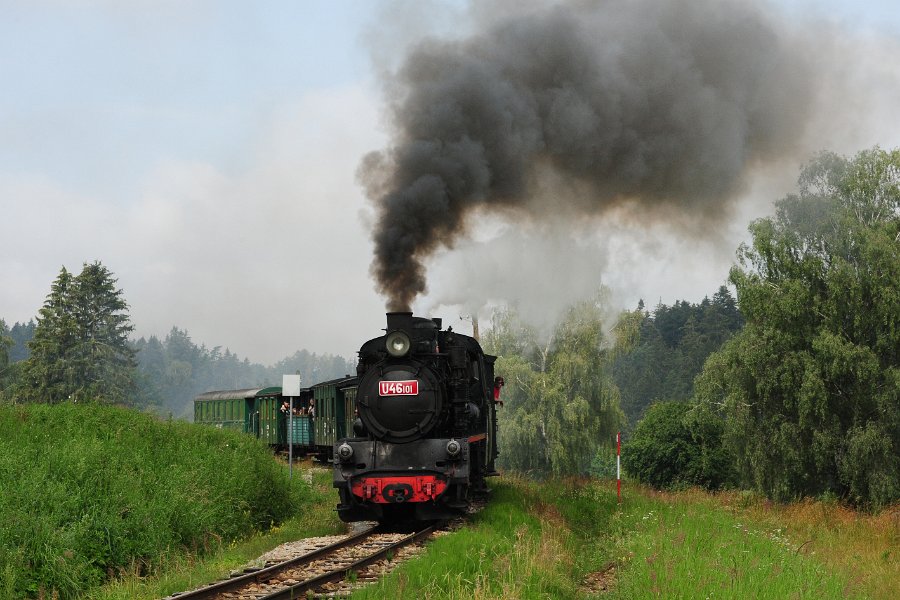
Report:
622,401,732,490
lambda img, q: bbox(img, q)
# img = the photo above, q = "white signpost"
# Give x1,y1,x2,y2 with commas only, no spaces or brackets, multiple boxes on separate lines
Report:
282,374,302,480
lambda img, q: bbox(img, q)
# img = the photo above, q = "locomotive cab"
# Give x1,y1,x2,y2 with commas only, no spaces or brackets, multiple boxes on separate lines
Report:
333,312,499,522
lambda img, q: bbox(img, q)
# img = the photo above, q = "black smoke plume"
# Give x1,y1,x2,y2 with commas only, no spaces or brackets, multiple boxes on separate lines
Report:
361,0,818,311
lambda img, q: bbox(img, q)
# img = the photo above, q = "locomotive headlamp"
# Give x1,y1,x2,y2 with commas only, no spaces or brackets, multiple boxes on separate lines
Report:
385,331,411,357
337,442,354,462
446,439,461,458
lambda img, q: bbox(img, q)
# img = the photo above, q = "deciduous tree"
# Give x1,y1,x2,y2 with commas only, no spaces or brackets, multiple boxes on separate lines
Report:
694,147,900,507
485,298,624,476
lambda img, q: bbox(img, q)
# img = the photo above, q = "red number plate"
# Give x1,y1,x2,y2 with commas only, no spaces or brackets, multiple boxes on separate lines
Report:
378,380,419,396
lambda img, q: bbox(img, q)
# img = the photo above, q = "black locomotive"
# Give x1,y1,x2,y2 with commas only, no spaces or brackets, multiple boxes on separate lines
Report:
332,312,500,522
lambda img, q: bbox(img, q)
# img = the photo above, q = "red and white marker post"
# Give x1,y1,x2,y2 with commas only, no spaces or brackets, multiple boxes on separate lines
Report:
616,431,621,503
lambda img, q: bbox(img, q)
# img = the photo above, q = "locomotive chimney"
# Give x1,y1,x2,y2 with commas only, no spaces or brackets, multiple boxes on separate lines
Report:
386,311,414,332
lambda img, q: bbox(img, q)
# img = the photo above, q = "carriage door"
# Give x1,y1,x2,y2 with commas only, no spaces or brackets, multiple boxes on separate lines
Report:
246,397,260,438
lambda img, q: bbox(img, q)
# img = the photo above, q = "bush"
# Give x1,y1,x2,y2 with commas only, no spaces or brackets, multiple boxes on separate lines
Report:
622,401,732,490
0,403,299,598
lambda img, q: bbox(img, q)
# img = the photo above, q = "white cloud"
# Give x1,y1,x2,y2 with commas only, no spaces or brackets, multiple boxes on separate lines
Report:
3,84,388,364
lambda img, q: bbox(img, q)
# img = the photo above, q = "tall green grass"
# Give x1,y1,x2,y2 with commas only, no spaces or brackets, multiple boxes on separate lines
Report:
0,403,302,599
85,466,345,600
351,477,866,599
353,478,579,599
580,484,859,599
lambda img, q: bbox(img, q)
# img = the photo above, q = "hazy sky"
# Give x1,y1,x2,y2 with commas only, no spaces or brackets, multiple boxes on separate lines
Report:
2,0,899,364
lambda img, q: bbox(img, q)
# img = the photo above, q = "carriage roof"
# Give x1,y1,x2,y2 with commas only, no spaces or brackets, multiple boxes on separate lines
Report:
193,387,282,402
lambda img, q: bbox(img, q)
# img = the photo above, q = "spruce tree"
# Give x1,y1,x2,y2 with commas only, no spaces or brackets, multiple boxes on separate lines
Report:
20,262,136,404
0,320,16,401
0,319,12,370
20,266,77,403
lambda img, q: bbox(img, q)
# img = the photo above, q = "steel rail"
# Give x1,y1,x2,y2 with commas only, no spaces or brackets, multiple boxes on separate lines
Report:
257,522,439,600
166,524,381,600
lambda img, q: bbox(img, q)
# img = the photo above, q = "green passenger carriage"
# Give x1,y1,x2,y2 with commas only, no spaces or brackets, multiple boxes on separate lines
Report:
193,377,358,459
312,376,357,459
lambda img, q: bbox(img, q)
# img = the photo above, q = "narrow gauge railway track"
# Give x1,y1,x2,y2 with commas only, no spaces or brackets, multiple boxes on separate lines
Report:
166,522,439,600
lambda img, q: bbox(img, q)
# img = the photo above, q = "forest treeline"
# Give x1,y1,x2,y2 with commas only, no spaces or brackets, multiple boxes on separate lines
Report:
611,289,743,428
485,147,899,509
480,287,742,477
130,332,353,417
1,276,353,418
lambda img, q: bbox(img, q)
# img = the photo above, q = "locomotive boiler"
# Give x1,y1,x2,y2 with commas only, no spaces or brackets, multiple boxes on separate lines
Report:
333,312,500,522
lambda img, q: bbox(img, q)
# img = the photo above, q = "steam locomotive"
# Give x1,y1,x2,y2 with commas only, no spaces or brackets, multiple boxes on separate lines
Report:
332,312,500,522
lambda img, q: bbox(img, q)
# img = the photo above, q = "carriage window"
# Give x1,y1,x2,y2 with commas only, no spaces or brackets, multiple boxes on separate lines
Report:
470,358,481,382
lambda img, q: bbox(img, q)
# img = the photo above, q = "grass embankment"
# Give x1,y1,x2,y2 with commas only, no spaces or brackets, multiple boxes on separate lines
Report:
353,477,897,599
86,466,344,600
0,403,333,599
